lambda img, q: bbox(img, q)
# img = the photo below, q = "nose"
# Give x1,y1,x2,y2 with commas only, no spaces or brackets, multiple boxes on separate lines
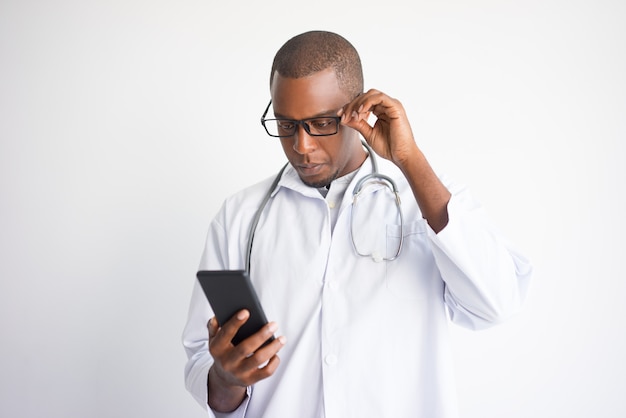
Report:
292,124,317,155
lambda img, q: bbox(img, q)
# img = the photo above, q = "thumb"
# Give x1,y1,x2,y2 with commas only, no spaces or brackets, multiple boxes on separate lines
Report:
342,111,374,141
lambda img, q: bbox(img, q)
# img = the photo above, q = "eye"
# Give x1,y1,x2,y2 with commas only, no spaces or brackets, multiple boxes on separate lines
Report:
310,118,336,129
276,120,295,130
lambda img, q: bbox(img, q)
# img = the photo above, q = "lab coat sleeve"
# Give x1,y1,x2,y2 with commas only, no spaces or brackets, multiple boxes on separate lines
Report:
182,216,252,417
182,277,214,414
427,181,532,330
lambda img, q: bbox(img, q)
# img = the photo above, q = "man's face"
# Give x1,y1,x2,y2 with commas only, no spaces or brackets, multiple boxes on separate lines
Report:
270,68,366,188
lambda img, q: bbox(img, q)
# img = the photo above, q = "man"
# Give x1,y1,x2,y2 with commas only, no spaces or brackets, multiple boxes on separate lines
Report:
183,30,531,418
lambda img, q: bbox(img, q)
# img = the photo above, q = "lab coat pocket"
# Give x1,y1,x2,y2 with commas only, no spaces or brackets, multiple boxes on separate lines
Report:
384,219,432,301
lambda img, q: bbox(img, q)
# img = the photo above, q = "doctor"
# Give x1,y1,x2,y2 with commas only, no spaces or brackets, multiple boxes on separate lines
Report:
183,30,531,418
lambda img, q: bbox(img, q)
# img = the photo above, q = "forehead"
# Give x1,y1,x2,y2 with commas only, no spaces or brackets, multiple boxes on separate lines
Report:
270,68,349,118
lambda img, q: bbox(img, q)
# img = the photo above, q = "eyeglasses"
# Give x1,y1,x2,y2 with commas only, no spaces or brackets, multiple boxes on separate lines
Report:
261,100,341,138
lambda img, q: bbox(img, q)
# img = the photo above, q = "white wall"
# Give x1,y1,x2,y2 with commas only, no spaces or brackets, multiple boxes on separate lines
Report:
1,0,624,417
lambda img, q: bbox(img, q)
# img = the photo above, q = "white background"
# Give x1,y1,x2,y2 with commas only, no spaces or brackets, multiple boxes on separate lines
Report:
1,0,624,417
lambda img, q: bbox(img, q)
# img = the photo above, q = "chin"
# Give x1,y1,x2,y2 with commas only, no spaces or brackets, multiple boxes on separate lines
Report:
300,172,338,189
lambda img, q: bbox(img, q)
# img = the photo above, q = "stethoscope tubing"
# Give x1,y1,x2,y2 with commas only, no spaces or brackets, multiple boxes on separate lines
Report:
245,141,403,272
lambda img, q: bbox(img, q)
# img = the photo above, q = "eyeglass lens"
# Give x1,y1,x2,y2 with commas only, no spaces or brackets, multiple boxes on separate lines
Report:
265,117,339,137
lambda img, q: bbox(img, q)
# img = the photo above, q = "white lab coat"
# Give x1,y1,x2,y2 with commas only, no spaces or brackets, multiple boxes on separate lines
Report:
183,156,532,418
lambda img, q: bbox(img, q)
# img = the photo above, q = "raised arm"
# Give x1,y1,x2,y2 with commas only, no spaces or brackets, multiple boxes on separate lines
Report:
338,89,451,233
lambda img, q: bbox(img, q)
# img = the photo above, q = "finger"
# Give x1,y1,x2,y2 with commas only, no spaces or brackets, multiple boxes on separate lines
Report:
212,309,249,346
238,336,286,380
243,335,286,365
207,316,219,339
352,91,402,123
339,89,383,117
232,321,280,358
339,104,375,140
221,334,286,387
250,352,282,381
230,352,283,388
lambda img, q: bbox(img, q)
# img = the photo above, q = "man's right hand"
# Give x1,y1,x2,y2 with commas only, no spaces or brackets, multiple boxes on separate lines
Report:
207,310,286,412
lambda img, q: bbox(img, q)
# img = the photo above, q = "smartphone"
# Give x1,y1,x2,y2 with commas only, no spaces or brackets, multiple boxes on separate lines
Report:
196,270,274,347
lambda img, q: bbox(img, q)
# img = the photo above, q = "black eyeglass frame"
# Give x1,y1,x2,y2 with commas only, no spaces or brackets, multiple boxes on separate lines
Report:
260,100,342,138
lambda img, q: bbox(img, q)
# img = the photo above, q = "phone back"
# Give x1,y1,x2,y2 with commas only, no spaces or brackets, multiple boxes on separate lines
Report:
196,270,273,347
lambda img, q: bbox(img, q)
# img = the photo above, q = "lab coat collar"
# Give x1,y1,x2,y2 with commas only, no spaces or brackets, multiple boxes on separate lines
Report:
272,154,394,203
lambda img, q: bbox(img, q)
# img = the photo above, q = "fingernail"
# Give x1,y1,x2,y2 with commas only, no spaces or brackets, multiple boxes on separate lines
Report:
337,108,344,116
268,322,278,333
351,111,358,120
278,336,287,345
237,310,249,320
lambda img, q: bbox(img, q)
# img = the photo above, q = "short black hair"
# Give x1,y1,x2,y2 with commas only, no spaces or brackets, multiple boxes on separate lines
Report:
270,30,364,99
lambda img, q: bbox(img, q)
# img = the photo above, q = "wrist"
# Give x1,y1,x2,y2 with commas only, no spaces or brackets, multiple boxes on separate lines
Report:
393,142,423,172
207,366,247,412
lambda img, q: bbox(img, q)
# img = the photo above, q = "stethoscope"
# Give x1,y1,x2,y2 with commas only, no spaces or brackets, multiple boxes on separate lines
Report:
245,140,403,272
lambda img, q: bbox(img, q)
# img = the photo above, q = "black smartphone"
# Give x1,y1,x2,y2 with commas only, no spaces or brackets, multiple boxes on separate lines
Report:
196,270,274,347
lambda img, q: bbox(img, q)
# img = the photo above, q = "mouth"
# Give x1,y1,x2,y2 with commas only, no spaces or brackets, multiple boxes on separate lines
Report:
297,163,324,177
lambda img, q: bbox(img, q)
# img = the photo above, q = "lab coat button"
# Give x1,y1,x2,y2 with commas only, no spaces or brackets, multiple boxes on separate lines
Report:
328,201,336,209
325,354,337,365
